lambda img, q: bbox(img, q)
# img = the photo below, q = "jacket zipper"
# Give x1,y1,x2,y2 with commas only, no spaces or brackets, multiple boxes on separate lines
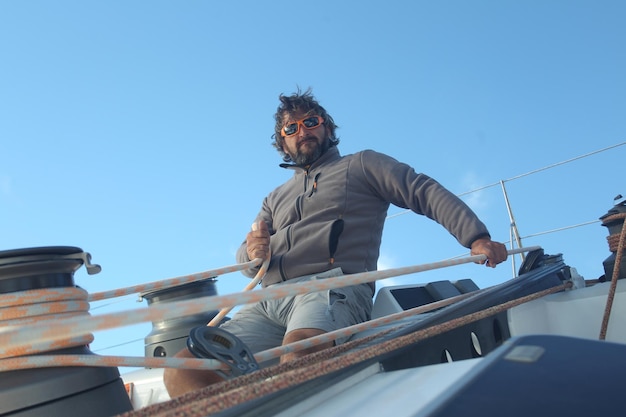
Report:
279,170,319,281
278,170,308,281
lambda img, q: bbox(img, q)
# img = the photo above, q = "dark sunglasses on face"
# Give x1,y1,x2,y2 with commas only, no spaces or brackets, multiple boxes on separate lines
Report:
281,115,324,137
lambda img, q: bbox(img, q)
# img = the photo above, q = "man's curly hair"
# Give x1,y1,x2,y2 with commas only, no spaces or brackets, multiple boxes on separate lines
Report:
271,88,339,162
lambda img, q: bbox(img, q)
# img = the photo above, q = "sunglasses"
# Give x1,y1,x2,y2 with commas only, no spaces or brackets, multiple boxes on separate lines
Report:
281,115,324,137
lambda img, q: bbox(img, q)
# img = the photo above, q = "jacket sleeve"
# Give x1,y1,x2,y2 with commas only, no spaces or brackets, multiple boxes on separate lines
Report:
359,150,490,248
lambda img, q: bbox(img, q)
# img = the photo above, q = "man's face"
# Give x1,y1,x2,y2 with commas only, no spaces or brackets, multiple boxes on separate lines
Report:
280,111,330,166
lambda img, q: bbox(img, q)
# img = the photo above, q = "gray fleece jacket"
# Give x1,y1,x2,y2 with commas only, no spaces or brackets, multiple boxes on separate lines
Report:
236,147,490,290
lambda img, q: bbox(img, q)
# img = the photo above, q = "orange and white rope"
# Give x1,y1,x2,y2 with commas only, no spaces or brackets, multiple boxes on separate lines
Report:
0,246,539,370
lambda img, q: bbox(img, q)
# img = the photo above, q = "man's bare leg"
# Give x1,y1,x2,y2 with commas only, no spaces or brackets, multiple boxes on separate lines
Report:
163,348,225,398
280,328,333,363
163,328,332,397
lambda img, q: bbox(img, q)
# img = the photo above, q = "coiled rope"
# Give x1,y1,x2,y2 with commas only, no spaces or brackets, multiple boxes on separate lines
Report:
0,286,93,357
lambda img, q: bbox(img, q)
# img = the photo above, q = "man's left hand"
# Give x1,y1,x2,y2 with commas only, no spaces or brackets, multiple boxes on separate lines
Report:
470,237,508,267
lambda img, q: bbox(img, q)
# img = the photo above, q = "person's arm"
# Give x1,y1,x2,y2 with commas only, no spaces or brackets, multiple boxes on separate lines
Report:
360,150,508,266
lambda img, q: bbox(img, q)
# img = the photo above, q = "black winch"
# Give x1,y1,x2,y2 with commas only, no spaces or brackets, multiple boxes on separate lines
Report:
0,246,133,417
142,277,222,359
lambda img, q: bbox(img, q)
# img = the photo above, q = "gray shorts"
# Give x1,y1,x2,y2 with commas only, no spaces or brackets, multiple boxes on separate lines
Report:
220,268,373,364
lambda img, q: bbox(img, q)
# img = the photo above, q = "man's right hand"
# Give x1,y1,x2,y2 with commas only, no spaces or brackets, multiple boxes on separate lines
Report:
246,221,271,261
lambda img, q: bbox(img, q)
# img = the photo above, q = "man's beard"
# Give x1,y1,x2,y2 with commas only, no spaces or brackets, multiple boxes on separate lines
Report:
290,137,330,166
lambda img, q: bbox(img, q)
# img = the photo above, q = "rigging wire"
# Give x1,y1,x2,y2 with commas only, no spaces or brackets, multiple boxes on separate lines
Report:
386,141,625,220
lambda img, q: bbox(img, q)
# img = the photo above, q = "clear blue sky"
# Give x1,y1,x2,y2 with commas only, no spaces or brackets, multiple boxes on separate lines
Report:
1,1,624,361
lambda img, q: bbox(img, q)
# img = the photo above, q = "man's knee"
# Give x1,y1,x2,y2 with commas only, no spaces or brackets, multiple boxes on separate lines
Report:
163,348,223,398
283,328,328,343
281,328,333,362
